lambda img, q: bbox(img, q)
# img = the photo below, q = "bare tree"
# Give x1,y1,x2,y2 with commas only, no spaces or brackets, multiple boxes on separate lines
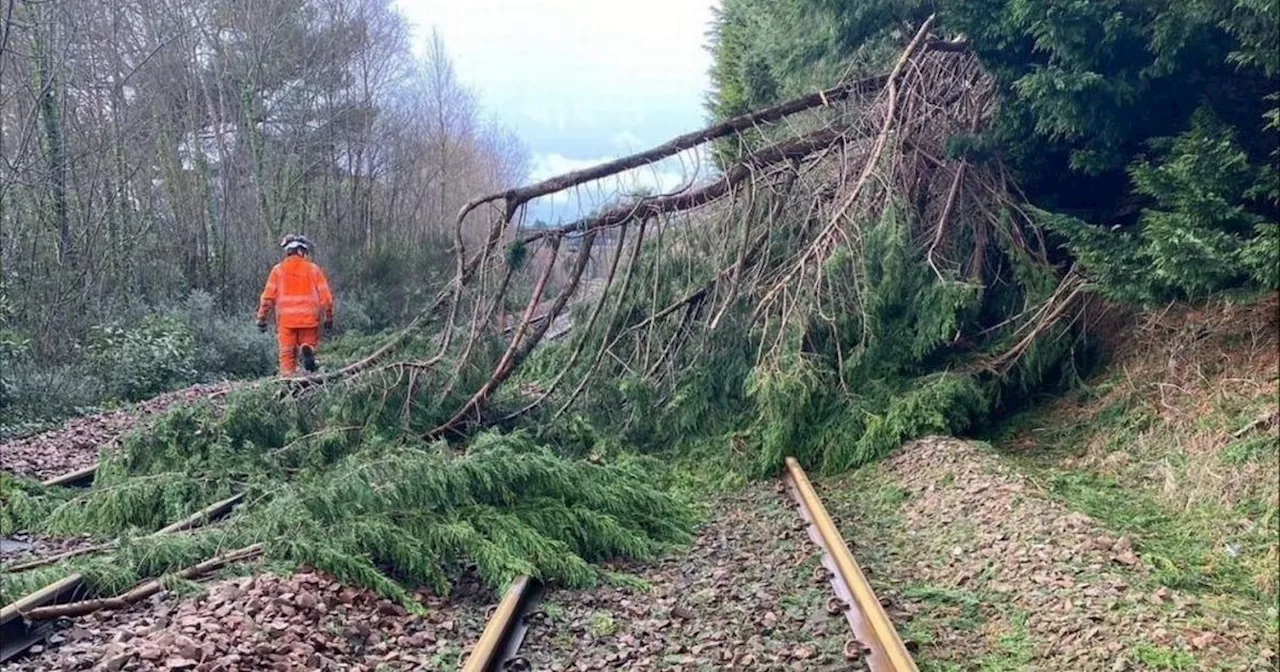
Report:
0,0,528,358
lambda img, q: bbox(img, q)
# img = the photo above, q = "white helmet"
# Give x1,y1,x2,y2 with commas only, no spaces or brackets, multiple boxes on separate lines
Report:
280,234,313,254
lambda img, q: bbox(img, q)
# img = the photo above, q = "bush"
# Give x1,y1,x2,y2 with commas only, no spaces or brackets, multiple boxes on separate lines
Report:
333,296,374,336
1,284,108,434
0,361,105,438
82,291,276,402
1041,110,1278,304
167,291,275,380
0,288,26,420
85,314,198,402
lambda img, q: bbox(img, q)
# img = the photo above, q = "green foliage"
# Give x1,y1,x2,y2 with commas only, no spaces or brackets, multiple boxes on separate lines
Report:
0,288,39,432
747,353,828,476
1040,111,1278,304
0,473,72,536
1129,113,1270,297
86,315,198,402
838,373,989,470
171,291,275,379
8,386,694,605
708,0,930,119
351,245,446,332
706,0,1278,305
0,361,106,439
2,291,276,434
744,207,1004,476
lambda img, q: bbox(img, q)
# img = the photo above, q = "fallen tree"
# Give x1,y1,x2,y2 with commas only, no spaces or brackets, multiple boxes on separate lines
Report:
352,15,1088,465
3,17,1098,616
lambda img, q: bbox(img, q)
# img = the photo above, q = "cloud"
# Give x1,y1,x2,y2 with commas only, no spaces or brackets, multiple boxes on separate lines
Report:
529,153,615,181
395,1,716,157
610,130,646,151
522,148,712,224
530,151,707,192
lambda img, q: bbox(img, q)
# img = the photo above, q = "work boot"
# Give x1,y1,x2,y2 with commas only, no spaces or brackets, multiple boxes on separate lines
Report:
300,344,318,373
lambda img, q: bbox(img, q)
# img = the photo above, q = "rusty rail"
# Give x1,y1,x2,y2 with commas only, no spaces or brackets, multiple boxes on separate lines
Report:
785,456,918,671
461,575,542,672
0,492,248,662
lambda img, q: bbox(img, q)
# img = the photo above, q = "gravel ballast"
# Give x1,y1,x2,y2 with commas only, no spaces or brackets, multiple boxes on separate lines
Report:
521,482,853,671
1,383,236,480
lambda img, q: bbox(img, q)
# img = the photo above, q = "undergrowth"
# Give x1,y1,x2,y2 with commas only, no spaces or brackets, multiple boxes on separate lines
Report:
990,298,1278,625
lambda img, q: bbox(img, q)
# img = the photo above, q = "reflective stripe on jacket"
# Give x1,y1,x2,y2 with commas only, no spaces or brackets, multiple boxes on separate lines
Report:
257,256,334,328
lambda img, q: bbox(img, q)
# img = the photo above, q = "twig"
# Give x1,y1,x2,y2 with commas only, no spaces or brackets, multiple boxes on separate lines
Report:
24,544,264,621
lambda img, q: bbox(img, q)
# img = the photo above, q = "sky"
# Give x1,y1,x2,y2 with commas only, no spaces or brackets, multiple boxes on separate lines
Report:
394,0,719,223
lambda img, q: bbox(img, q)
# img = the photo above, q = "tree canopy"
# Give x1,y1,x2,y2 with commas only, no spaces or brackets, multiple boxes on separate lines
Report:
707,0,1279,303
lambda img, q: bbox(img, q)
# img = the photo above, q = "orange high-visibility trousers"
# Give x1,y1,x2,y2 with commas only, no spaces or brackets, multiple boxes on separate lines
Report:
277,326,320,376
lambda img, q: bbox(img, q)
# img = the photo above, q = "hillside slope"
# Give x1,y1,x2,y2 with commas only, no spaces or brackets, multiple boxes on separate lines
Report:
822,294,1278,670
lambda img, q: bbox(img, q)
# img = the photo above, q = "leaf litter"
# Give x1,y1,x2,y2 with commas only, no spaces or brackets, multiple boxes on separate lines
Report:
4,570,492,672
0,383,236,480
521,482,853,671
820,436,1277,671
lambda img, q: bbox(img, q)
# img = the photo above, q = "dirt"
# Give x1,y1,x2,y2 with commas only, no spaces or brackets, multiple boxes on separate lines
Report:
521,482,852,671
0,383,238,481
821,436,1277,671
6,570,493,672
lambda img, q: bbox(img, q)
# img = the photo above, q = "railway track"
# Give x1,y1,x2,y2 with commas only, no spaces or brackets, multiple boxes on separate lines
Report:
0,477,247,663
3,453,915,669
460,457,918,672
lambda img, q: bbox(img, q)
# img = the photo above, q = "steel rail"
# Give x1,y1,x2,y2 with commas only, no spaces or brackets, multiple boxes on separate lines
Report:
461,575,542,672
0,492,247,662
40,463,98,488
785,456,919,672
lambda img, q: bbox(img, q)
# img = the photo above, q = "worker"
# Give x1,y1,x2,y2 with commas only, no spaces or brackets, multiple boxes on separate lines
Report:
256,234,334,375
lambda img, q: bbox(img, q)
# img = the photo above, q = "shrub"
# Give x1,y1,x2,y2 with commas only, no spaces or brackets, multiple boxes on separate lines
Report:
85,314,198,402
1041,110,1278,305
333,296,374,336
0,288,27,420
167,291,275,380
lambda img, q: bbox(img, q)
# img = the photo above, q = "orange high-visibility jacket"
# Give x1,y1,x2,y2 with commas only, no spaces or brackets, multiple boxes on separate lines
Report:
257,255,334,329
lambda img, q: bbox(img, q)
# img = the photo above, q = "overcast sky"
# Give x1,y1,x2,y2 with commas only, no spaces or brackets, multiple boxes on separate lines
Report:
394,0,719,223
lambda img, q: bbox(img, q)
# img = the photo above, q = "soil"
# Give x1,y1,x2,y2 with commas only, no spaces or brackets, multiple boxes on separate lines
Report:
821,436,1277,671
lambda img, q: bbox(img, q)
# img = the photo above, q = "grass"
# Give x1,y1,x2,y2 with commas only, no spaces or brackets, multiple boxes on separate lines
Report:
1221,433,1277,466
986,299,1280,648
602,571,652,592
1045,470,1272,601
541,600,568,621
996,392,1277,628
899,584,988,648
589,611,617,636
427,645,462,669
1132,643,1198,670
780,586,825,622
996,410,1278,644
975,610,1034,671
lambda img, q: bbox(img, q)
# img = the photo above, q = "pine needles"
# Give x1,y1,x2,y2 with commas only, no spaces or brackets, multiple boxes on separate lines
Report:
3,390,694,608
